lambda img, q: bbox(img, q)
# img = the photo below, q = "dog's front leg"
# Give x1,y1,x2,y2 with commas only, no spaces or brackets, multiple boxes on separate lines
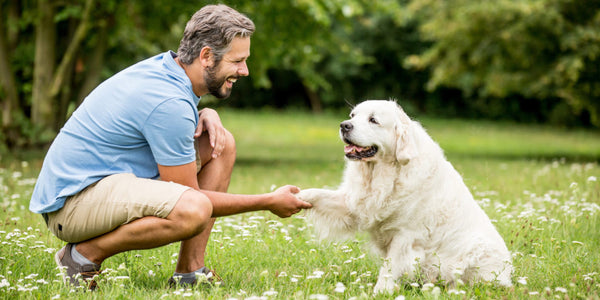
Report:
374,236,425,294
374,258,396,294
297,188,356,240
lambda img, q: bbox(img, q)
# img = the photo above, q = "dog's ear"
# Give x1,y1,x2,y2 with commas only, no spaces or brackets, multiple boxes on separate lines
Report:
395,107,417,165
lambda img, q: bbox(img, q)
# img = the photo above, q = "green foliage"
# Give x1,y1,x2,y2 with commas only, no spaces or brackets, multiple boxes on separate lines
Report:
404,0,600,126
2,0,599,153
238,0,386,92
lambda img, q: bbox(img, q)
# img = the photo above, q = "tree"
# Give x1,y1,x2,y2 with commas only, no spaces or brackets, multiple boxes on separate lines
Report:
1,0,120,147
32,0,94,139
0,0,25,145
238,0,403,112
1,0,407,150
404,0,600,126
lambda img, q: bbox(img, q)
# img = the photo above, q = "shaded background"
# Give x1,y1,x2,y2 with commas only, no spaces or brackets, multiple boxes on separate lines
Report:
1,0,599,151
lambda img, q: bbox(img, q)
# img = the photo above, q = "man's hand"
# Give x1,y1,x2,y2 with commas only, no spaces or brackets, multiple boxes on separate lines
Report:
195,108,226,159
268,185,313,218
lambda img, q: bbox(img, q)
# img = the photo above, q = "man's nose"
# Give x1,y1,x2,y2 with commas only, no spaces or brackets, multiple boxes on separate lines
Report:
238,61,249,77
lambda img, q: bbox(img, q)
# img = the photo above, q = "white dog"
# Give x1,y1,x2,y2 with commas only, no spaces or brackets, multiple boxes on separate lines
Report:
298,100,512,293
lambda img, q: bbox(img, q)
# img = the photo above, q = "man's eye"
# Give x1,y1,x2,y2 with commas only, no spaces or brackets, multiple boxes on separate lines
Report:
369,117,379,124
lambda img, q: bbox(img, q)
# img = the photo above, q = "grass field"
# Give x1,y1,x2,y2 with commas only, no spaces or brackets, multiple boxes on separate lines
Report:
1,109,599,299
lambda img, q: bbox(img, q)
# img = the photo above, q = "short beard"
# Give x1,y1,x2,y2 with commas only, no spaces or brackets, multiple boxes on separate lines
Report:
205,63,231,99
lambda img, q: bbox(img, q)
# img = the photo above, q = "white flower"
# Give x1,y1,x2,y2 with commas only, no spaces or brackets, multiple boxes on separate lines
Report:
555,287,568,293
447,289,466,295
587,176,597,182
113,276,130,281
394,296,406,300
263,290,278,296
334,282,346,293
0,279,9,288
309,294,329,300
307,270,325,279
517,277,528,285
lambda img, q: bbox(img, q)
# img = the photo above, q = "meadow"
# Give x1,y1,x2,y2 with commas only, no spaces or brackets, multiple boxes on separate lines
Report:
0,109,599,299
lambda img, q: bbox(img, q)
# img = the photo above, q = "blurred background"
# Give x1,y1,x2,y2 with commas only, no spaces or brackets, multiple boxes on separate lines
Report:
1,0,599,151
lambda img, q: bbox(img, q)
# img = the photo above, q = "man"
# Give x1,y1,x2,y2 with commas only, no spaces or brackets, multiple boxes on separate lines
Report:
29,4,311,290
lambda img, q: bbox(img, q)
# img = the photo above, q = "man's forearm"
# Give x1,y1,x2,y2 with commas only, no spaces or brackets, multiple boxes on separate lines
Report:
197,189,274,217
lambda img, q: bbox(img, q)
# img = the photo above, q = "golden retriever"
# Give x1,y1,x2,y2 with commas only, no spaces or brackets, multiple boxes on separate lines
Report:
298,100,512,293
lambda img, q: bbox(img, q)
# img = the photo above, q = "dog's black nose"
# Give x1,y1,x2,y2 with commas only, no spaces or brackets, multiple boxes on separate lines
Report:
340,121,353,133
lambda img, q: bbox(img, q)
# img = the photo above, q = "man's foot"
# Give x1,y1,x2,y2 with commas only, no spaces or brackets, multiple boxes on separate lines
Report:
167,266,221,288
55,244,102,291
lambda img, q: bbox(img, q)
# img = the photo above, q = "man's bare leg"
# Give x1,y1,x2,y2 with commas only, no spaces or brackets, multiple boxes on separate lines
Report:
73,190,213,265
175,130,235,273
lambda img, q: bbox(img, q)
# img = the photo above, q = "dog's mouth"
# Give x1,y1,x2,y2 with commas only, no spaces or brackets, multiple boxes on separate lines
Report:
344,140,378,160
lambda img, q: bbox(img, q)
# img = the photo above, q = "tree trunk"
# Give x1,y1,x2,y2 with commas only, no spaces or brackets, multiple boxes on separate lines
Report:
31,0,56,132
76,19,108,105
32,0,95,136
49,0,94,130
56,59,75,131
303,82,323,113
0,7,20,129
48,0,94,99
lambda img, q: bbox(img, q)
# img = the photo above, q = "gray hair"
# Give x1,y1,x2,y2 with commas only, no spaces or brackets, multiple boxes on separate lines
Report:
177,4,255,65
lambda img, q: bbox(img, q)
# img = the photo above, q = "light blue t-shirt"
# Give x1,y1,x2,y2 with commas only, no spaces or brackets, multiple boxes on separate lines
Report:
30,51,200,214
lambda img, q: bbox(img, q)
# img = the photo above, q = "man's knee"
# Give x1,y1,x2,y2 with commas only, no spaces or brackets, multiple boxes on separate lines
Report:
169,190,213,237
196,129,236,167
221,129,236,158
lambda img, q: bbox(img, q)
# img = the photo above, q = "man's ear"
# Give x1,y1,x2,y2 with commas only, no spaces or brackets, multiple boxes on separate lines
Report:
395,108,417,165
199,46,214,68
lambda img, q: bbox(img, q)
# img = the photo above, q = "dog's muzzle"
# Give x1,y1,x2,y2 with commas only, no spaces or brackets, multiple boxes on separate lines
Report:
340,121,353,134
339,121,378,160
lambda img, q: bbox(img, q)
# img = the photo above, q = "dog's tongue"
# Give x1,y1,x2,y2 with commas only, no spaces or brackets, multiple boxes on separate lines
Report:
344,144,367,154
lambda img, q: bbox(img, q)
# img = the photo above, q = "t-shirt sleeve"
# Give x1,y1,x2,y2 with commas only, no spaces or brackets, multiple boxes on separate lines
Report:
142,99,197,166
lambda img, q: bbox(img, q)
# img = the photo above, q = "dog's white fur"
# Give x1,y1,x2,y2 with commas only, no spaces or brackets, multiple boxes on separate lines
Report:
298,100,512,293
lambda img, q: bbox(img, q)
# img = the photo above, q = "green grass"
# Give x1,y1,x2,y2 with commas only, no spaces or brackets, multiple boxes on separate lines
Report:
1,109,599,299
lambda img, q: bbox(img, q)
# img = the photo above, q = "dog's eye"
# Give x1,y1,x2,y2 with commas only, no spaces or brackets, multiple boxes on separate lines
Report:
369,117,379,124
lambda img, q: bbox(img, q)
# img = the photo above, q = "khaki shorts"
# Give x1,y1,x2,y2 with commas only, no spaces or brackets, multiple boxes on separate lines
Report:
46,173,191,243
